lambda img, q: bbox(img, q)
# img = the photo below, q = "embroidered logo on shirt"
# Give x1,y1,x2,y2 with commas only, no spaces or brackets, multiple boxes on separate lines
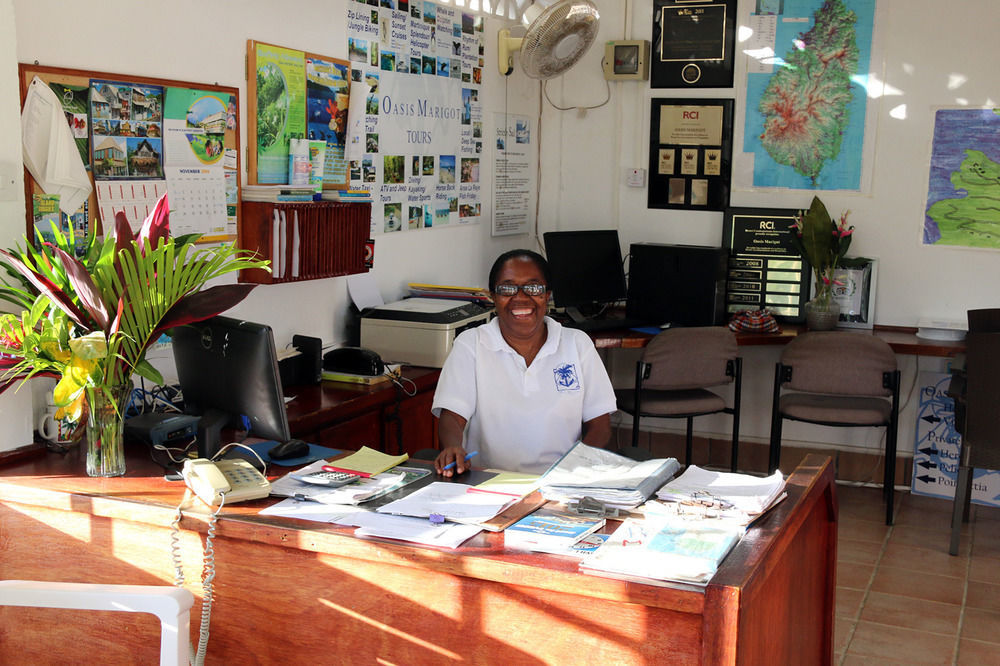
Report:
553,363,581,391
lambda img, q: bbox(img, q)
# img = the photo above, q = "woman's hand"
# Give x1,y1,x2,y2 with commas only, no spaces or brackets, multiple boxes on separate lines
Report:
434,445,469,477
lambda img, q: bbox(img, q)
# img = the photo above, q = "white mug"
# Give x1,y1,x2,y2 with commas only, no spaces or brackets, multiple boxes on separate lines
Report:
38,406,73,444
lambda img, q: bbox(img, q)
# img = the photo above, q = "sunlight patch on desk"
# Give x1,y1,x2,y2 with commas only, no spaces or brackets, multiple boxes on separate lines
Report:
318,597,461,660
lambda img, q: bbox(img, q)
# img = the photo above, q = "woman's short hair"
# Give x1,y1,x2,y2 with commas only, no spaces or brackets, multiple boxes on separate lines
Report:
488,249,552,292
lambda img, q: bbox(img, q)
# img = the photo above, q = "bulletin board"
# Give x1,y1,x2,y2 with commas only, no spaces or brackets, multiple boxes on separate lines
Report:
18,63,241,247
246,40,351,190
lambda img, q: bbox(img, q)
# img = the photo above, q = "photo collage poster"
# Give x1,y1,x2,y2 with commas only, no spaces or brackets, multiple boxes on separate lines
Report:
346,0,485,235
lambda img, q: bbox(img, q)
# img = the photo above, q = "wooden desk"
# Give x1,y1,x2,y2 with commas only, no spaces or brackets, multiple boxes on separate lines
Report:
285,366,440,456
0,451,836,665
592,323,966,357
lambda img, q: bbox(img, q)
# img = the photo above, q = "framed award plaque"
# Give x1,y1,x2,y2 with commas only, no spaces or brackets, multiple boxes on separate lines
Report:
722,207,810,323
648,98,733,210
651,0,736,88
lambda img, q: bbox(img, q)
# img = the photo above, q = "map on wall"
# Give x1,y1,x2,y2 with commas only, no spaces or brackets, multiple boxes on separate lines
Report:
345,0,484,236
739,0,876,191
923,108,1000,249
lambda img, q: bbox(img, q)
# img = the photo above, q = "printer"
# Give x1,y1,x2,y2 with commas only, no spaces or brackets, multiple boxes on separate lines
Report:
360,298,493,367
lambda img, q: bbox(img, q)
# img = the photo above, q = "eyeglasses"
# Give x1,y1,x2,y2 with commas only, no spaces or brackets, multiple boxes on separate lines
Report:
493,283,547,297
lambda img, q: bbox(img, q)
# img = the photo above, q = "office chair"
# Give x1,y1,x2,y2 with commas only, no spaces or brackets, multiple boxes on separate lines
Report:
948,308,1000,555
0,580,193,666
769,331,900,525
616,327,742,471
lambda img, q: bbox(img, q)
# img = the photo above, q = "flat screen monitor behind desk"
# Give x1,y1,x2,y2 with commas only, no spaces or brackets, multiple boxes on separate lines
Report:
172,315,291,459
543,230,629,324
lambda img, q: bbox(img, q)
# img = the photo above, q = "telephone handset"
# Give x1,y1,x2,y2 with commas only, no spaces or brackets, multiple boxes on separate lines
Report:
182,458,271,506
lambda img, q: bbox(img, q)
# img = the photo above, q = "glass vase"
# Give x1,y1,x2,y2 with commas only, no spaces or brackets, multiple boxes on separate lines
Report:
804,297,841,331
85,384,130,477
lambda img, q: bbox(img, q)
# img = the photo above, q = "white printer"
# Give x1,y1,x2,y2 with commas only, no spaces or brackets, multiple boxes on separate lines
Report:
360,298,492,367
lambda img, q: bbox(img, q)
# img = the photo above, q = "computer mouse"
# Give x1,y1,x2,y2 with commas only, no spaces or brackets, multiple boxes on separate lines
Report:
268,439,310,460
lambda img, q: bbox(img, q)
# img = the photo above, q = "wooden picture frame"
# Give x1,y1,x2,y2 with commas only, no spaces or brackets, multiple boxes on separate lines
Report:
247,40,351,190
18,63,240,245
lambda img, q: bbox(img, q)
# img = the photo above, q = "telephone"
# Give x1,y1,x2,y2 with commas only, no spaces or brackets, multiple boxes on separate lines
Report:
323,346,385,376
181,458,271,506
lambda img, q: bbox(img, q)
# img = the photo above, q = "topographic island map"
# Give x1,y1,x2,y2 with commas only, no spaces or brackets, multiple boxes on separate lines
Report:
742,0,876,190
924,108,1000,249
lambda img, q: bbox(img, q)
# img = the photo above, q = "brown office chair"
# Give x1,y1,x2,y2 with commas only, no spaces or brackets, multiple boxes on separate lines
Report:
948,308,1000,555
616,327,742,471
769,331,900,524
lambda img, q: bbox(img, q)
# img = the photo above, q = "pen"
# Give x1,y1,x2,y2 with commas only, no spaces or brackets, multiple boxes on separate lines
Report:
442,451,478,471
322,465,372,478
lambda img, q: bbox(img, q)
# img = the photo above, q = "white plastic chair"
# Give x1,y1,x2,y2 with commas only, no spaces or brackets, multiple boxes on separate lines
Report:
0,580,193,666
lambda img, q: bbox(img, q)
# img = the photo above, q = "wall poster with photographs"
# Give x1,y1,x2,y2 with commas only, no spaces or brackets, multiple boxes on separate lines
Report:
18,63,240,245
648,98,733,210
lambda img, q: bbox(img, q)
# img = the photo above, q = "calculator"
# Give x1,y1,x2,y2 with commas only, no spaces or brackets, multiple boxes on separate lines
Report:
296,470,360,487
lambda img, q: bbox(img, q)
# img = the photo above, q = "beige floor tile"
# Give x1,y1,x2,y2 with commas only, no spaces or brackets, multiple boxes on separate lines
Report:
870,565,964,606
840,516,891,545
972,534,1000,560
956,638,1000,665
960,607,1000,644
890,523,969,556
969,555,1000,584
834,615,855,654
880,541,969,579
838,560,875,591
966,581,1000,612
836,587,865,621
839,537,883,565
847,622,956,664
859,591,960,635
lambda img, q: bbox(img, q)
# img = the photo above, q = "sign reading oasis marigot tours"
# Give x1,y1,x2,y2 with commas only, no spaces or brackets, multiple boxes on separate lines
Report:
346,0,484,235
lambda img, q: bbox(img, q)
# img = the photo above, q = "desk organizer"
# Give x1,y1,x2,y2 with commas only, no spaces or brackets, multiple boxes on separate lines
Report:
238,201,371,284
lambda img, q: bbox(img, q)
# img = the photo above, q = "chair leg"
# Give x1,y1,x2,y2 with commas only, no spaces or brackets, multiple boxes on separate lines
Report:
769,363,783,474
950,464,973,555
730,359,742,473
685,417,694,467
885,370,901,526
630,412,640,448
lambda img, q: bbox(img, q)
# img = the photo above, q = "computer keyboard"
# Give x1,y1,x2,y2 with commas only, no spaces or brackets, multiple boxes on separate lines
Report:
564,317,647,333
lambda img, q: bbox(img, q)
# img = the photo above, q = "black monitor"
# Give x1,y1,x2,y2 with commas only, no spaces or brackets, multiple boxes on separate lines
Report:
172,315,291,459
543,230,629,323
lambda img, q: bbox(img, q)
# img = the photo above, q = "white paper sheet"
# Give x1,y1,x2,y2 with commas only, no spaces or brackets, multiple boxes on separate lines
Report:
347,272,385,311
354,513,482,548
21,77,92,215
376,482,513,522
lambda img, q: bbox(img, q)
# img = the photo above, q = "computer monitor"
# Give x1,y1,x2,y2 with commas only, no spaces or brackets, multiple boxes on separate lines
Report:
542,230,629,323
172,315,291,459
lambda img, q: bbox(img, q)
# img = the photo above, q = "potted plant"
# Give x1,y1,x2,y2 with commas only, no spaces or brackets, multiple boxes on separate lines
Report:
0,194,268,476
790,196,854,330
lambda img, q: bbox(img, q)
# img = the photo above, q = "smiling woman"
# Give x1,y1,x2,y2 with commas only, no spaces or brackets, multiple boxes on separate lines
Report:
430,249,617,476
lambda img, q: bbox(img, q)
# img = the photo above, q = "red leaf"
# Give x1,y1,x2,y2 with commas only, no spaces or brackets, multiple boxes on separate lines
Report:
50,246,110,331
0,249,92,330
138,193,170,255
151,284,257,340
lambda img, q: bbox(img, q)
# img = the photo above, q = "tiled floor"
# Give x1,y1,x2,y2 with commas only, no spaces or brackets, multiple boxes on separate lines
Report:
836,484,1000,664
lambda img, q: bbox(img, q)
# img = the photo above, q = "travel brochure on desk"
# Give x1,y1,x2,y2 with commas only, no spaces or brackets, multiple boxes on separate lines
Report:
345,0,485,236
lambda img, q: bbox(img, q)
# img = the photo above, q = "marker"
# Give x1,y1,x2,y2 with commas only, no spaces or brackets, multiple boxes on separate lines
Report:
322,465,372,478
442,451,478,471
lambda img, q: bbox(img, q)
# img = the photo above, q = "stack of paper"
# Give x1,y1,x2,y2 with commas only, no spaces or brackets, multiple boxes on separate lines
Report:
650,465,785,524
538,442,680,509
581,516,743,585
376,481,515,525
324,446,409,476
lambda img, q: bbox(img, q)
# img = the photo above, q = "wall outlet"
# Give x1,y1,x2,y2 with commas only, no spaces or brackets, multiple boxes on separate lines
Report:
626,168,646,188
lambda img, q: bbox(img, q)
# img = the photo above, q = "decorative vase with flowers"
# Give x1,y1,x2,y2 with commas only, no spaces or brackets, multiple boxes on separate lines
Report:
0,194,268,476
790,196,854,331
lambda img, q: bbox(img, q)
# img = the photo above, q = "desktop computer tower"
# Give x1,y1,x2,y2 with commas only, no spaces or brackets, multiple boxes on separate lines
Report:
626,243,728,327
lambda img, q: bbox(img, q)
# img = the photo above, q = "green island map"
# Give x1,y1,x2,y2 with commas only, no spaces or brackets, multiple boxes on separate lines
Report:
743,0,875,190
924,109,1000,249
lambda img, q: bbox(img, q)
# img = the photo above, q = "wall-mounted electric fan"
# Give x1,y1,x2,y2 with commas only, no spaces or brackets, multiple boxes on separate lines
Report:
498,0,600,80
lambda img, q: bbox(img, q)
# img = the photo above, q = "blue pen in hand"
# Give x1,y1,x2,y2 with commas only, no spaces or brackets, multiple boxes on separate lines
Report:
442,451,478,471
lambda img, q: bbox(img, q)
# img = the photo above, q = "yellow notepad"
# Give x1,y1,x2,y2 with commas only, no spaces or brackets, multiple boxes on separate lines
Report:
329,446,409,476
471,471,540,498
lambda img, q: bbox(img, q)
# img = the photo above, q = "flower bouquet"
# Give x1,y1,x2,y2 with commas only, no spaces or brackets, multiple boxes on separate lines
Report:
0,194,268,475
789,196,854,329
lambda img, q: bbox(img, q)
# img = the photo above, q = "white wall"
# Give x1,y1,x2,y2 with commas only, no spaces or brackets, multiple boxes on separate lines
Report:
4,0,537,450
535,0,997,456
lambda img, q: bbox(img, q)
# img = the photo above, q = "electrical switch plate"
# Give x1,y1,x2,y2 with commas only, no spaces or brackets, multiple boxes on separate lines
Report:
626,168,646,187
